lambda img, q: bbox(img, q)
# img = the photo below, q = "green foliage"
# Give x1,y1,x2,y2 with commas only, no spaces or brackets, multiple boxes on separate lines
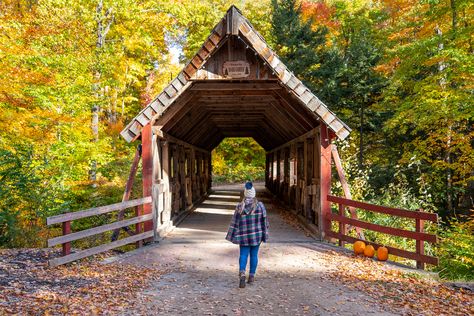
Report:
437,215,474,281
0,0,472,281
271,0,331,92
212,138,265,184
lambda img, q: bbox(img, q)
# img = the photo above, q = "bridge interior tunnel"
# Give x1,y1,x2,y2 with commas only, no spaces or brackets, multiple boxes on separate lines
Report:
150,80,328,237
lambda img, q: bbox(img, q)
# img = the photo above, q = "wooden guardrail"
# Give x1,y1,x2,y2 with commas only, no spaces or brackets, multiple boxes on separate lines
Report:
46,196,152,267
326,195,438,269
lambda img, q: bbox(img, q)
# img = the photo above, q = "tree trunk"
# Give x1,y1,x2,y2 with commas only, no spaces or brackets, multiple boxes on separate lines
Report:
90,0,113,187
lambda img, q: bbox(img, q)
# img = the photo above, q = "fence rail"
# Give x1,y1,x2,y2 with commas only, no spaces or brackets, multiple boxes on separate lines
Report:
326,195,438,269
46,196,152,267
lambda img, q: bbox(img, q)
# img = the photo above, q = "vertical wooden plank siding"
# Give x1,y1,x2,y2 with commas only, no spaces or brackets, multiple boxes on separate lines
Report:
161,141,171,224
320,125,332,237
416,217,425,269
305,138,314,222
152,136,162,241
62,221,71,256
141,123,153,232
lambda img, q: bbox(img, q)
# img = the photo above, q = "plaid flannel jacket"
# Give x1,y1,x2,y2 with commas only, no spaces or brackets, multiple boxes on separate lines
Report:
225,199,269,246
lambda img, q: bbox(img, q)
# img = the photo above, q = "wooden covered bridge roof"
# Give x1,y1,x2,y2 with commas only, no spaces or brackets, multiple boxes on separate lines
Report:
120,6,351,151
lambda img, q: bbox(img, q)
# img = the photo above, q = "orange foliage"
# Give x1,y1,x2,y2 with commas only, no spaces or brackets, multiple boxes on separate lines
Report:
301,1,339,30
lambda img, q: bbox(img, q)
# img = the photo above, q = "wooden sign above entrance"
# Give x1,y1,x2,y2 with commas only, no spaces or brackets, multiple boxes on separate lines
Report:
223,61,250,78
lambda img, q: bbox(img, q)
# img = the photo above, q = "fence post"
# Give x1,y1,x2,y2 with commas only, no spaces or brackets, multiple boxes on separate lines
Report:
338,204,346,247
62,221,71,256
136,205,143,248
415,214,425,269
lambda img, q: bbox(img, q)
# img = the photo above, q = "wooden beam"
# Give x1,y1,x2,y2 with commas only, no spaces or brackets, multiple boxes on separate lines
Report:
48,214,153,247
267,127,320,153
320,125,332,238
154,128,209,154
328,213,437,243
272,90,316,131
47,197,152,225
49,231,154,267
327,195,438,221
142,123,153,232
190,82,281,91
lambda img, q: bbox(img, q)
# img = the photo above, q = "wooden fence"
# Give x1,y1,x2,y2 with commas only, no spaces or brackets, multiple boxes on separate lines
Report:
46,196,153,267
326,195,438,269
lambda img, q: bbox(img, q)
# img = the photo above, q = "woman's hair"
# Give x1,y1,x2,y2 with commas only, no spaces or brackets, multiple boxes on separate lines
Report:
238,197,258,215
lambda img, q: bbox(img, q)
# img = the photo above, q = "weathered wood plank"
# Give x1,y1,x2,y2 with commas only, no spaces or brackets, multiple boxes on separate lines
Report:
49,231,154,267
158,92,171,107
416,218,425,269
164,84,178,99
190,82,281,91
47,197,152,225
327,195,438,221
48,214,153,247
136,114,149,126
328,213,437,243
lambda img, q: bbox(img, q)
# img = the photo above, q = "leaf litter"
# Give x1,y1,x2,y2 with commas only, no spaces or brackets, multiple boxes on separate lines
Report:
0,248,163,315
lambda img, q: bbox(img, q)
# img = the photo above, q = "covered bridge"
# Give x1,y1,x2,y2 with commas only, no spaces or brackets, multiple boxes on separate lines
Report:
120,5,350,238
46,6,438,269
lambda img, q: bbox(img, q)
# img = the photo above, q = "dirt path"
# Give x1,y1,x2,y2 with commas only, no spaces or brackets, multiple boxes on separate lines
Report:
117,184,396,315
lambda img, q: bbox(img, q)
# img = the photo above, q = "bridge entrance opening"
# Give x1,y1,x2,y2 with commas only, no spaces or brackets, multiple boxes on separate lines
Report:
211,137,265,185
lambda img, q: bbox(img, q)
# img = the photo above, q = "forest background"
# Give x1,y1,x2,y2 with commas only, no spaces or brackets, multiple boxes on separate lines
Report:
0,0,472,280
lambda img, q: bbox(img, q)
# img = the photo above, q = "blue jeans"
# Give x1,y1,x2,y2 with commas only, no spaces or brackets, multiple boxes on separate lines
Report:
239,244,260,275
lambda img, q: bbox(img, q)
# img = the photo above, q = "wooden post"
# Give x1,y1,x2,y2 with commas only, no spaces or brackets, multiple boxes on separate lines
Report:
161,140,171,225
305,138,314,222
142,123,153,233
320,125,332,239
276,150,280,196
178,145,186,210
152,136,162,241
265,154,270,188
62,221,71,256
269,152,274,193
416,216,425,269
208,152,212,192
191,148,196,203
338,204,346,247
135,204,143,248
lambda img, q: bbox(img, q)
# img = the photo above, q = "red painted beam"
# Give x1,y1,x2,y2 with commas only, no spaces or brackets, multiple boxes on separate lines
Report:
62,221,71,256
141,123,153,232
328,213,437,243
320,125,332,237
327,195,438,222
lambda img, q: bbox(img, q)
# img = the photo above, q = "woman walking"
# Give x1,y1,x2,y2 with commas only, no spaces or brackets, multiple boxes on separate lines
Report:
225,182,269,288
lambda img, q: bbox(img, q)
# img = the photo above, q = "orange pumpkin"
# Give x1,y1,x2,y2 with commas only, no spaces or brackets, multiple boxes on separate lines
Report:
353,241,366,255
364,245,375,258
377,246,389,261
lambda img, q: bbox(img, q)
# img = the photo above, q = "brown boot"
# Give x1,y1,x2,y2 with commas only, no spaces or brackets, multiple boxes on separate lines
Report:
247,274,255,284
239,272,246,288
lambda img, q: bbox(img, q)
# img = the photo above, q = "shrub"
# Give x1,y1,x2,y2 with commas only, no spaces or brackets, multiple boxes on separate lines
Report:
437,214,474,281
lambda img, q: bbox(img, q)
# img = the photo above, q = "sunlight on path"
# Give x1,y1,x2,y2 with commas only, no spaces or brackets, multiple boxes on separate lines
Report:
118,184,395,315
